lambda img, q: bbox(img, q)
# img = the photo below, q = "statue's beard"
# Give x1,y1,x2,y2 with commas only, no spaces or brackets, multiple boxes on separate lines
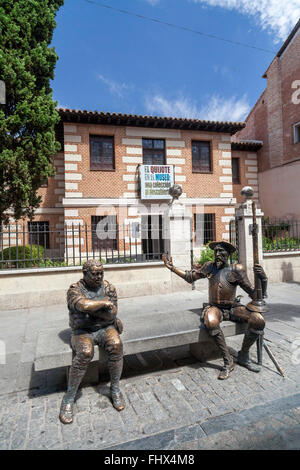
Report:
215,257,227,269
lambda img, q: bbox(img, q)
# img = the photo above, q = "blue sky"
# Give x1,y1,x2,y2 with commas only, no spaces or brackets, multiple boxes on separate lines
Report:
52,0,300,122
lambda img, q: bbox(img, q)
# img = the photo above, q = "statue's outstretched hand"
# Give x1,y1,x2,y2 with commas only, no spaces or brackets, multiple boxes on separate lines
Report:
162,253,174,271
253,264,267,280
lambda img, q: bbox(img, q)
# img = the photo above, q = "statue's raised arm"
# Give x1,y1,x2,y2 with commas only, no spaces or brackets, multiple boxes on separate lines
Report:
162,253,208,283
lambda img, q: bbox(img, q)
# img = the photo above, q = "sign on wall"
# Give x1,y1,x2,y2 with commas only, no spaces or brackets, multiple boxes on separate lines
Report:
140,164,174,199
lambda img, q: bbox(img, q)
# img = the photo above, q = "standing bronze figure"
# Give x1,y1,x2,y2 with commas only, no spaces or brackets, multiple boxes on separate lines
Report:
162,242,268,380
59,259,125,424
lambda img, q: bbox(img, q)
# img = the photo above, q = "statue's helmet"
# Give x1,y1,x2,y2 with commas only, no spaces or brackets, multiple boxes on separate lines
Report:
208,241,236,255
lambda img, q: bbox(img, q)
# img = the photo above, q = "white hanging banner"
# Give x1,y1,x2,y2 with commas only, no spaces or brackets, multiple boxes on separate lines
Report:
140,164,174,200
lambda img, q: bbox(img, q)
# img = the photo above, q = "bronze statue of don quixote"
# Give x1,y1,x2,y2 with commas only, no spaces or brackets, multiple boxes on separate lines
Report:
163,187,268,380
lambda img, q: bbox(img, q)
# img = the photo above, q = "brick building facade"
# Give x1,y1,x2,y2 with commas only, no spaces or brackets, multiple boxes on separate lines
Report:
2,110,262,262
235,19,300,220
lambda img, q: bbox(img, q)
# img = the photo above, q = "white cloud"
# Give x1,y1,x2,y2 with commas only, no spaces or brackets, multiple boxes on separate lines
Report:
213,65,234,80
97,74,130,98
145,93,250,121
56,102,71,109
145,95,200,118
190,0,300,42
199,94,250,121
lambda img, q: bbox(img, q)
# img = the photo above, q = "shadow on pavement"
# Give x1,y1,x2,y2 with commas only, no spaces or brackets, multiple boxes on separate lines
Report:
264,303,300,324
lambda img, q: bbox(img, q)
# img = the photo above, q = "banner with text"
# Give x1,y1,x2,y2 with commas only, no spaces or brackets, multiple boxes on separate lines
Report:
140,164,174,200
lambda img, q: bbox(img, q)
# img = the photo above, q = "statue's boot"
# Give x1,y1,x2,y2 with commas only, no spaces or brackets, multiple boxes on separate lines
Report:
218,362,235,380
109,358,125,411
59,398,74,425
59,362,88,424
111,390,125,411
210,327,234,380
237,330,261,373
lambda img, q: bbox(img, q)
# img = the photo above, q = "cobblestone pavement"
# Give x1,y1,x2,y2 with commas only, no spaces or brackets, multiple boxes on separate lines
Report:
0,282,300,450
0,336,299,450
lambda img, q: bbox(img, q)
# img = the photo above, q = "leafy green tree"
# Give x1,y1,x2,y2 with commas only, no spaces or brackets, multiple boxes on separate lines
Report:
0,0,64,226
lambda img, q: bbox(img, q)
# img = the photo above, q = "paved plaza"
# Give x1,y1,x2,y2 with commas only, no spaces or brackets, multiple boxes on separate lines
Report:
0,282,300,450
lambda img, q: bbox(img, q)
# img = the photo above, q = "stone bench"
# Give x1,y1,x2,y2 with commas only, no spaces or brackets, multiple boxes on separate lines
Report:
34,307,247,383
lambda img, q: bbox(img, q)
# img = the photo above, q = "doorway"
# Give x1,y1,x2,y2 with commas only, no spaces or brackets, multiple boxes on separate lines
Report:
141,215,165,261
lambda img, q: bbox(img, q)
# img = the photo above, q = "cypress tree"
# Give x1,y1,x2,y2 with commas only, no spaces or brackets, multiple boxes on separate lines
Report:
0,0,64,226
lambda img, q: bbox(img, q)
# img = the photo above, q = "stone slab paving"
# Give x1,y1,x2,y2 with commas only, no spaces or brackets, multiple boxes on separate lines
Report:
0,282,300,450
0,336,299,450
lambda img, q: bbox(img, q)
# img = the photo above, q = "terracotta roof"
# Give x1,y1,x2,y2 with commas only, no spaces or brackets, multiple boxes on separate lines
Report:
231,140,263,151
58,108,245,135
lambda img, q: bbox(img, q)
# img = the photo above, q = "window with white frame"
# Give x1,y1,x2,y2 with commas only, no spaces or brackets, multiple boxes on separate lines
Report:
293,122,300,144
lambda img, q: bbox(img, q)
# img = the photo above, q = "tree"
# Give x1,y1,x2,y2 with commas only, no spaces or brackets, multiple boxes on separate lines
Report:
0,0,64,226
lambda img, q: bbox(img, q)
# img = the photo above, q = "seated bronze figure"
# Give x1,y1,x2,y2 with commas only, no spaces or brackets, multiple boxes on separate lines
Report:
163,241,267,380
59,259,125,424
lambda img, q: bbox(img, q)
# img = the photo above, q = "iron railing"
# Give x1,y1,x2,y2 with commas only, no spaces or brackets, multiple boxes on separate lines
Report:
0,222,166,270
229,217,239,263
262,218,300,252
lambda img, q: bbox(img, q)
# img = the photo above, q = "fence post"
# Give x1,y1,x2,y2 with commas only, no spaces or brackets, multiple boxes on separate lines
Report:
235,199,264,282
164,198,193,292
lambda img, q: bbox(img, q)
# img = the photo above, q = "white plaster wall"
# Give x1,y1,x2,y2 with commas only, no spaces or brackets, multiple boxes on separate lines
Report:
263,252,300,283
258,161,300,220
0,263,192,310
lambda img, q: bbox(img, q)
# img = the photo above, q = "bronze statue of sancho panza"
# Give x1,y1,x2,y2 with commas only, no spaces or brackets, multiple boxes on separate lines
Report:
59,259,125,424
163,241,268,380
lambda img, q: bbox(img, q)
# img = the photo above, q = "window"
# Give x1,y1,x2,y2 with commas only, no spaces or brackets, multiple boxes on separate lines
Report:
142,139,165,165
232,158,240,184
90,135,114,170
192,141,212,173
194,213,216,245
91,216,118,251
28,221,50,249
294,122,300,144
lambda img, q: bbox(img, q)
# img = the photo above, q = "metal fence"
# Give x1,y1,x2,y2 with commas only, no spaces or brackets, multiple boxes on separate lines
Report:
229,217,239,263
0,222,166,270
262,218,300,252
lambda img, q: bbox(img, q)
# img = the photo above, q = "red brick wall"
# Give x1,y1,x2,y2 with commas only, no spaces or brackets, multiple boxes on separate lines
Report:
7,124,242,249
62,123,231,199
281,32,300,163
236,30,300,172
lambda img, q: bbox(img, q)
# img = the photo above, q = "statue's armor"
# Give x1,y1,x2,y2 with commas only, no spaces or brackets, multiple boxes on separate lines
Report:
182,258,267,378
185,261,255,307
208,265,238,307
67,279,117,332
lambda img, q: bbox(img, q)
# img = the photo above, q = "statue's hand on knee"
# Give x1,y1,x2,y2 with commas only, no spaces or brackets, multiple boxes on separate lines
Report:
115,318,123,334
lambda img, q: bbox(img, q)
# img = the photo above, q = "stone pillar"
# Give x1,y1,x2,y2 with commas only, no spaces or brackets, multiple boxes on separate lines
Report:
164,199,193,292
236,199,264,283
